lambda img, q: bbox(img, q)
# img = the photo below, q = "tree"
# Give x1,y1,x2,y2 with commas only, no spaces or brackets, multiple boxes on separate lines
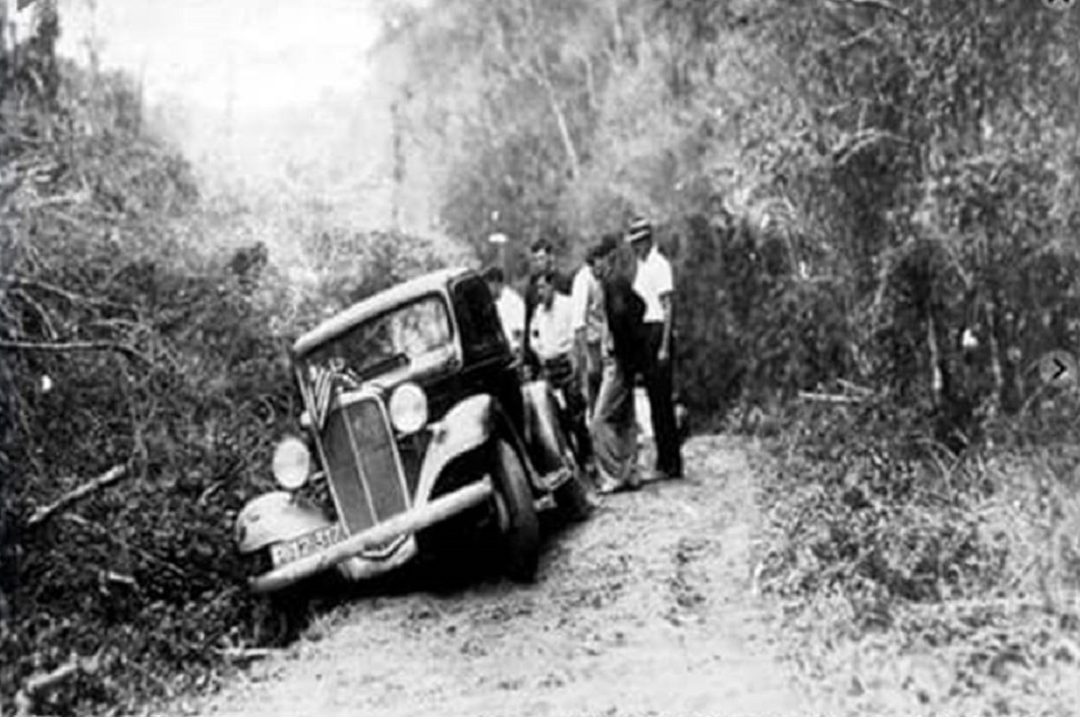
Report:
372,0,1080,433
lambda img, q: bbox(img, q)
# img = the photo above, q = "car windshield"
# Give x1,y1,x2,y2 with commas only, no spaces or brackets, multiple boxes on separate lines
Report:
299,295,454,387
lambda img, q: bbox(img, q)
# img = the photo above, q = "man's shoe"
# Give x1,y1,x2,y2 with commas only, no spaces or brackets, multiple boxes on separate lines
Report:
655,462,683,479
649,470,669,482
596,477,622,495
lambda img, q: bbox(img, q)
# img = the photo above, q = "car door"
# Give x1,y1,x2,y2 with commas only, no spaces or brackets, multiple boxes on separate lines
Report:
447,274,524,427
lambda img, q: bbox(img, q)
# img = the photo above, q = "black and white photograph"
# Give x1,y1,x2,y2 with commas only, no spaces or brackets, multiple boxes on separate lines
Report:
2,1,1079,715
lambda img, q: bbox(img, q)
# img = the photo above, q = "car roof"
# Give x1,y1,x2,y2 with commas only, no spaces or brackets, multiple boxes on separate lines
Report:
292,266,473,356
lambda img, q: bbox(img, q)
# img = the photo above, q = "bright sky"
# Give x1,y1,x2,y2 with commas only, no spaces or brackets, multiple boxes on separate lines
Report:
9,0,416,233
52,0,380,114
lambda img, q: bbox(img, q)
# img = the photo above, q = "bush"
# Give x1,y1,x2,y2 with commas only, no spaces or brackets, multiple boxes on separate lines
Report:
1,26,474,713
669,210,854,423
755,394,1080,712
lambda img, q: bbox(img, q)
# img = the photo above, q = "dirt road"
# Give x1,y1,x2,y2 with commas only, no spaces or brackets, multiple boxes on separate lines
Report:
182,436,809,717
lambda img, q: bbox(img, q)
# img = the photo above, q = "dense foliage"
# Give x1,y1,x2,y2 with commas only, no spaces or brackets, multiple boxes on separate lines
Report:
376,0,1080,427
375,1,1080,712
3,0,1080,713
752,394,1080,713
0,7,460,714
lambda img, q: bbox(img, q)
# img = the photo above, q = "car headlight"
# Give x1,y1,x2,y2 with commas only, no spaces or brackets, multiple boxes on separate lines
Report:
388,382,428,434
272,436,311,490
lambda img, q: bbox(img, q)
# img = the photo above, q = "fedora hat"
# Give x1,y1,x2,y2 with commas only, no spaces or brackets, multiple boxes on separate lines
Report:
626,216,652,243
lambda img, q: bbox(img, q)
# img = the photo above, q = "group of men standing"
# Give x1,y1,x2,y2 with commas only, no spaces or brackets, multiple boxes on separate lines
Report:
484,217,683,495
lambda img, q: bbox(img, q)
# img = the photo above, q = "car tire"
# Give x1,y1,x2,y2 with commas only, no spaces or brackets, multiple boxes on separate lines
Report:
243,551,299,646
490,438,540,582
251,591,305,647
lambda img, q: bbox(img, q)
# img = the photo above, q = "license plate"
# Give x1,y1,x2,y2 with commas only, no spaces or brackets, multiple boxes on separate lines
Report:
271,523,347,567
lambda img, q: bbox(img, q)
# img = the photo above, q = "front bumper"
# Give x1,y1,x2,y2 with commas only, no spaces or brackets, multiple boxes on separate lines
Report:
250,478,495,594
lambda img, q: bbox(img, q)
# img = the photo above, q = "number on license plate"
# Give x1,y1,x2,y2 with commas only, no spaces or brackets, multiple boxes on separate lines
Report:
270,523,347,566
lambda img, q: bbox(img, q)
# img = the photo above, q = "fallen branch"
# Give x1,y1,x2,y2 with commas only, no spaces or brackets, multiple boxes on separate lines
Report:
214,647,282,664
832,128,910,168
826,0,912,23
798,391,867,404
1,274,132,309
10,288,58,340
14,651,103,717
837,378,875,396
100,570,138,589
18,191,90,211
198,479,226,506
834,25,882,52
27,464,130,530
0,338,148,363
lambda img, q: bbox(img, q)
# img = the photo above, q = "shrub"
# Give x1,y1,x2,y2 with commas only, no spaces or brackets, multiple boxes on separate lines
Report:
756,393,1080,712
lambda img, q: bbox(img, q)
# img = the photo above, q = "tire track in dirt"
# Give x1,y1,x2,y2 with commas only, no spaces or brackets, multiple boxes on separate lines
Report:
179,436,809,717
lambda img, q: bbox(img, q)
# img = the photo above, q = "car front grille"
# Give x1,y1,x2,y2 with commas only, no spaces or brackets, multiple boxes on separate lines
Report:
321,395,409,539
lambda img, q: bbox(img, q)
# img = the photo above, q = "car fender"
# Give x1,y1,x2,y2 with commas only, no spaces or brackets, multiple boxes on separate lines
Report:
520,379,568,474
235,491,333,555
415,393,516,501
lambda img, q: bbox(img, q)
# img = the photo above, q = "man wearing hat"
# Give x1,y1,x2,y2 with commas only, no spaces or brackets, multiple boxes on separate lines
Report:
627,216,683,480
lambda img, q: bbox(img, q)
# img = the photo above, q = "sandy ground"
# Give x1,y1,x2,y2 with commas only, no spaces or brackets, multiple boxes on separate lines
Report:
177,436,814,717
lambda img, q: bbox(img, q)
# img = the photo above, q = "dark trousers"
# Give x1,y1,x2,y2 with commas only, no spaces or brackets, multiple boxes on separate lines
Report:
640,322,682,477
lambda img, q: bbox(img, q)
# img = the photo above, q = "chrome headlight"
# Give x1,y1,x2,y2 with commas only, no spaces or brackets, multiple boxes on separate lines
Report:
388,382,428,434
271,436,311,490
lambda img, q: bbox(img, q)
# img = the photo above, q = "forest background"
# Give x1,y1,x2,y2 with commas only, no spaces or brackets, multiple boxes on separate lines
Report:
2,0,1080,714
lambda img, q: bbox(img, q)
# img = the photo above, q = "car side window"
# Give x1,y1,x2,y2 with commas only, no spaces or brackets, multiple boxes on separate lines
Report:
452,276,508,361
388,298,451,358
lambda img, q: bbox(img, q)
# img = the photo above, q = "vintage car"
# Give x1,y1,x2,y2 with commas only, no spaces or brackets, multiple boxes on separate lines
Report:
235,266,593,596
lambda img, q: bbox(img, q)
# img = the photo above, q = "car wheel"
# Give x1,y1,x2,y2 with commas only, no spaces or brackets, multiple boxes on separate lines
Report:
251,592,305,647
490,438,540,582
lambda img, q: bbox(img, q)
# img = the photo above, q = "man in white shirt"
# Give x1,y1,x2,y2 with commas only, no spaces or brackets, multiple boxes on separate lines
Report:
570,245,605,416
530,270,575,370
627,216,683,480
523,238,573,373
484,266,525,356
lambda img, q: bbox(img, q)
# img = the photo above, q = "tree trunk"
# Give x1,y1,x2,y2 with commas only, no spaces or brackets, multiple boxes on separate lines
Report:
927,313,942,407
533,62,581,180
610,0,624,55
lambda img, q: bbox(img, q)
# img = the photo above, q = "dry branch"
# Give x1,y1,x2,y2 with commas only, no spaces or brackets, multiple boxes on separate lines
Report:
826,0,912,24
14,651,102,717
26,463,130,530
832,128,909,168
10,288,58,339
18,191,89,211
1,274,129,308
798,391,867,404
836,26,882,51
0,338,147,363
837,379,875,396
214,647,281,664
